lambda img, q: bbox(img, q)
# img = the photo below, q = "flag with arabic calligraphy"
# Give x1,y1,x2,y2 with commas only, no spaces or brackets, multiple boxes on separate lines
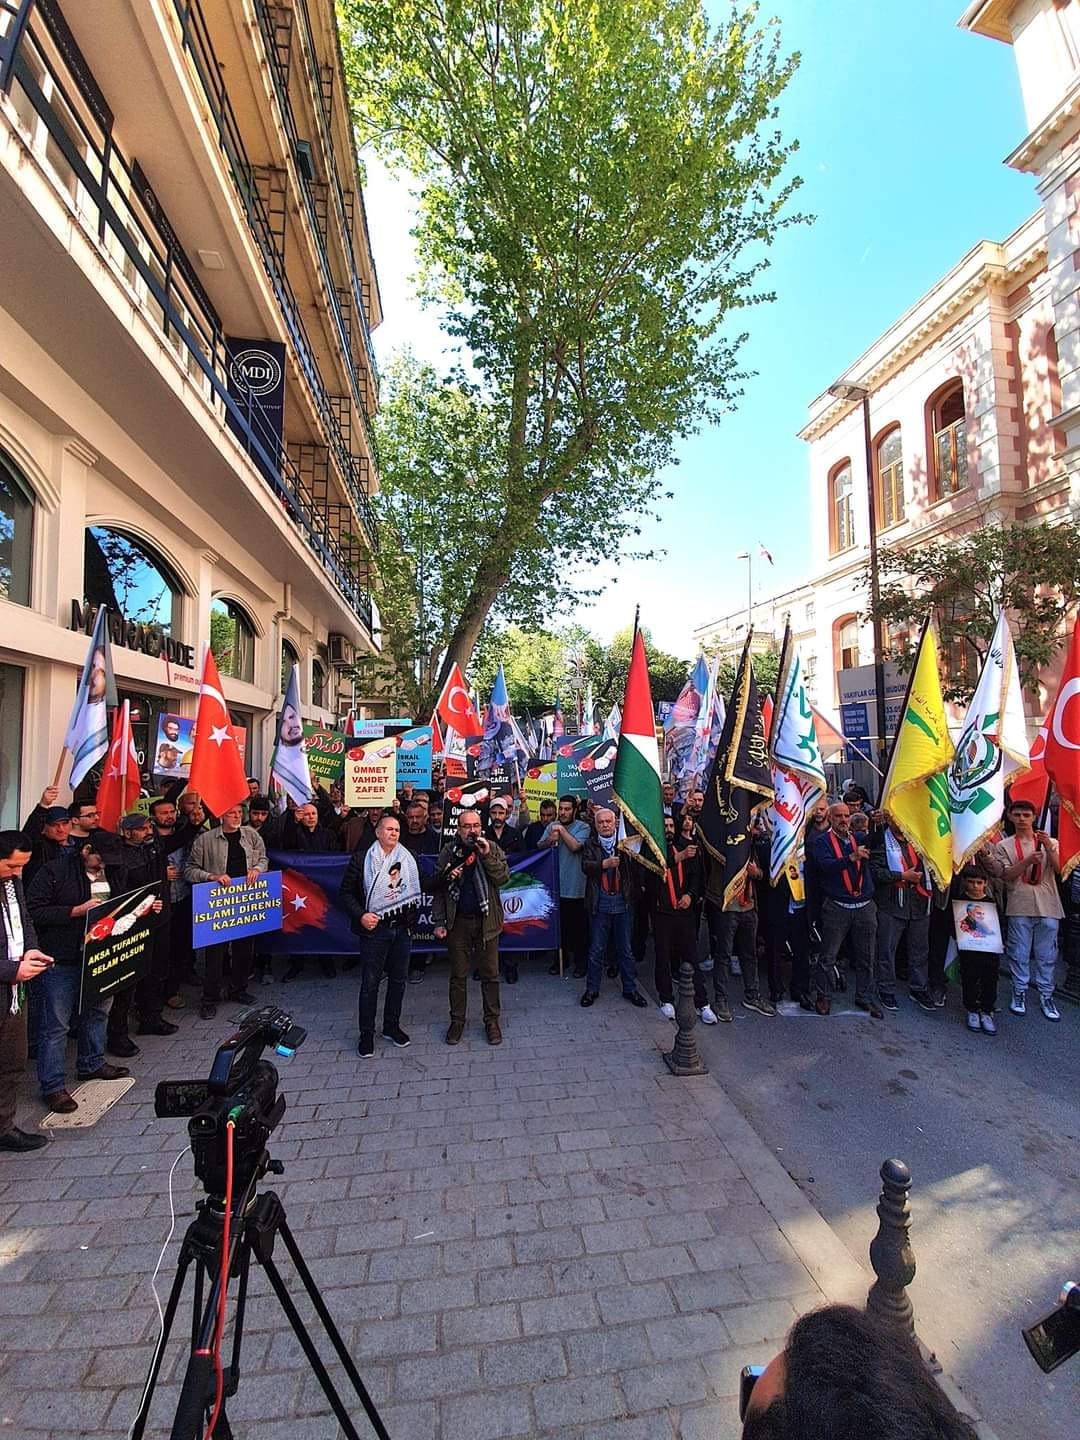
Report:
699,633,773,908
767,629,826,885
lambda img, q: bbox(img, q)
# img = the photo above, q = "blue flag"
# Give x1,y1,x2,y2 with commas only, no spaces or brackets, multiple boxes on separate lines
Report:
65,607,118,788
479,663,529,774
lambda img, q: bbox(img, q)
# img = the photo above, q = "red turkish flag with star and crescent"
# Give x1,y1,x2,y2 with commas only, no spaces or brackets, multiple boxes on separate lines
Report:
1008,714,1049,812
187,648,249,817
1040,616,1080,878
436,662,481,736
96,700,141,831
280,867,331,934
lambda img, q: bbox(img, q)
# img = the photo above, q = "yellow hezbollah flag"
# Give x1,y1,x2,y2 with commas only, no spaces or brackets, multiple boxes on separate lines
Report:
881,621,953,888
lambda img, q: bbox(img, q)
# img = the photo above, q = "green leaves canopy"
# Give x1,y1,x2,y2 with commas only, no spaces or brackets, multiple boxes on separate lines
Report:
341,0,802,683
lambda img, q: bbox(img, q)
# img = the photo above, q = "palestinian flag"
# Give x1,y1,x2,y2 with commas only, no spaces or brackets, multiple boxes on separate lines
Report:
612,628,666,874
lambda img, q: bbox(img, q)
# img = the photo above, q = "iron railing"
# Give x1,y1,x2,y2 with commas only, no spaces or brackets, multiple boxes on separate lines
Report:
5,4,375,630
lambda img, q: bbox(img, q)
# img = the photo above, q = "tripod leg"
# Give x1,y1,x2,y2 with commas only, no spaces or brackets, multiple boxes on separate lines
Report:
259,1249,389,1440
274,1220,393,1440
130,1252,194,1440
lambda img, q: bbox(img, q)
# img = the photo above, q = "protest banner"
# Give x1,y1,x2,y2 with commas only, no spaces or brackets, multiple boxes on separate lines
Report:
555,734,620,804
261,850,560,955
523,760,557,817
353,717,414,739
153,713,194,778
441,776,494,838
343,739,396,807
302,723,347,791
81,881,162,1005
466,743,515,809
191,872,284,947
396,725,433,788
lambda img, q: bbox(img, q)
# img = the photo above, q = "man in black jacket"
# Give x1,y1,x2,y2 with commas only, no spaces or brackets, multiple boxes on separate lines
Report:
580,808,647,1008
648,815,707,1018
105,813,177,1053
0,831,52,1151
281,803,340,980
869,819,933,1012
27,845,137,1112
23,801,76,885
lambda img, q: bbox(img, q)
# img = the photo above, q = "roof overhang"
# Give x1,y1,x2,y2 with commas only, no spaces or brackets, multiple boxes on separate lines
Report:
957,1,1015,43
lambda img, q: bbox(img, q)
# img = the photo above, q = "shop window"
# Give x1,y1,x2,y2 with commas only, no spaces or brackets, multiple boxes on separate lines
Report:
281,639,300,696
0,662,25,828
930,381,968,498
875,426,905,528
829,461,854,554
0,448,34,606
84,526,181,636
210,598,255,683
312,658,328,709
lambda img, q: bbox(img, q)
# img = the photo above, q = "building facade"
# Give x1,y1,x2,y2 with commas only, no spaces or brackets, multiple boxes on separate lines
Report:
0,0,382,825
692,580,819,700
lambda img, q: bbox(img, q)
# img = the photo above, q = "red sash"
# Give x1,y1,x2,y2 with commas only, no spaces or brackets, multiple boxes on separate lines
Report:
898,842,930,899
665,857,685,909
829,830,863,896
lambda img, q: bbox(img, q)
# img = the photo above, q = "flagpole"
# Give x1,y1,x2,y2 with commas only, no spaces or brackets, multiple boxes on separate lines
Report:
51,746,69,790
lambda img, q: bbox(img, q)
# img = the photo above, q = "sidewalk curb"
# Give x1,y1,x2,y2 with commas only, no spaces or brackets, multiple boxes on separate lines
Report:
647,1018,1004,1440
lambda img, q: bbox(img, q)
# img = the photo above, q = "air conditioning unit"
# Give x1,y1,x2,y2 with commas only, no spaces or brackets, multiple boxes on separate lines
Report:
295,140,317,183
328,633,352,667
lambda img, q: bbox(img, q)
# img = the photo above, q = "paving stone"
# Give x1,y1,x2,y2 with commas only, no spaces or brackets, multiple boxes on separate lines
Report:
395,1347,480,1400
624,1244,697,1283
620,1357,713,1412
551,1253,627,1293
597,1281,677,1325
368,1245,439,1282
557,1128,611,1152
645,1312,730,1362
686,1235,765,1271
586,1415,677,1440
677,1400,743,1440
513,1226,585,1264
0,1281,55,1315
442,1301,521,1345
400,1273,477,1313
582,1218,651,1253
476,1202,541,1236
567,1323,654,1375
669,1268,753,1313
482,1335,568,1385
479,1262,555,1303
352,1313,438,1358
377,1401,439,1440
720,1299,800,1346
539,1195,608,1227
442,1386,533,1439
532,1373,625,1430
738,1260,819,1301
17,1386,114,1430
520,1291,601,1336
644,1211,716,1246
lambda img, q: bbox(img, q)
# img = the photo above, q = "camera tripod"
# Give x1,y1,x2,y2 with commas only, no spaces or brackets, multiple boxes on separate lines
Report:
130,1166,390,1440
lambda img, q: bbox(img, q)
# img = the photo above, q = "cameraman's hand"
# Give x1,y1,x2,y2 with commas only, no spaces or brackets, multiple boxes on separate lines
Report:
361,912,379,932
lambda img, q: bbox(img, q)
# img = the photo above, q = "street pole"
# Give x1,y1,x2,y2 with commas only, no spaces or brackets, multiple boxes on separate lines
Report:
860,393,889,770
736,551,752,634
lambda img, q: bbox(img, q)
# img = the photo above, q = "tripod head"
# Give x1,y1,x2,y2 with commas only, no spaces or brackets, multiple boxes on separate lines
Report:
154,1006,306,1200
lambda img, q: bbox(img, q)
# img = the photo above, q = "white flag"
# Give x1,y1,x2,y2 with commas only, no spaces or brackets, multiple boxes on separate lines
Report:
948,611,1030,867
768,634,826,883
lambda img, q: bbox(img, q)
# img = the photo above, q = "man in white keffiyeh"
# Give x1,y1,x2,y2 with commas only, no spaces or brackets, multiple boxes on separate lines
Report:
339,815,421,1059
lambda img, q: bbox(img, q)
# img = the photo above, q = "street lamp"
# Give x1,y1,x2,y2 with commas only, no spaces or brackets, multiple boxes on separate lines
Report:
828,379,888,770
736,551,752,633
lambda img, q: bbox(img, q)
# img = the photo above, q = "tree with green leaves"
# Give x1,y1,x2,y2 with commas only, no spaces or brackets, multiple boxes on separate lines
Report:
471,624,589,711
865,520,1080,703
342,0,802,690
584,627,690,708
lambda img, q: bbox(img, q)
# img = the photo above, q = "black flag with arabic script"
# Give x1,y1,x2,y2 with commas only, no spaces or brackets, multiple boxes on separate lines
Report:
699,632,774,908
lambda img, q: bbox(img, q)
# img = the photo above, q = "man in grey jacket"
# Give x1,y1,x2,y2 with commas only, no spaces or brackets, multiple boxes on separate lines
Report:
0,831,53,1151
429,809,509,1046
184,806,268,1019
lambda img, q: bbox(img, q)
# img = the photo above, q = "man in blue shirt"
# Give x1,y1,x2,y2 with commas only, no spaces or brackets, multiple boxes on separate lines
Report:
806,802,883,1019
540,796,591,977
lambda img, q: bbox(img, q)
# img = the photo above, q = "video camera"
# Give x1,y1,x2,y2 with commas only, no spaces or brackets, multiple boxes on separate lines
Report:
155,1006,306,1201
1023,1281,1080,1373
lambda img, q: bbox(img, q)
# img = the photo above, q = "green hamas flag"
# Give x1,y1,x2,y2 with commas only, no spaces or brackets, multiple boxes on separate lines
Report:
699,632,773,908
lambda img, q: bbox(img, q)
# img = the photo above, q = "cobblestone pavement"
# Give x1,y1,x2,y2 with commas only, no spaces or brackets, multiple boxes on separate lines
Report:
1,963,960,1439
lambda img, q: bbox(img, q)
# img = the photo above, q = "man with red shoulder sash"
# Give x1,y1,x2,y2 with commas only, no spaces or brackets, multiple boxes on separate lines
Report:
869,818,933,1013
806,801,883,1018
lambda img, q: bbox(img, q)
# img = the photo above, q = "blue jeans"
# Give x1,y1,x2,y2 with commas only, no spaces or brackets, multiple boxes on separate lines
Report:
1005,915,1059,996
586,892,636,995
36,964,111,1096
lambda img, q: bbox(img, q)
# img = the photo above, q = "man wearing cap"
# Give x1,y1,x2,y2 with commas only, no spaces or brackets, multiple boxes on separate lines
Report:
485,799,522,855
23,796,76,885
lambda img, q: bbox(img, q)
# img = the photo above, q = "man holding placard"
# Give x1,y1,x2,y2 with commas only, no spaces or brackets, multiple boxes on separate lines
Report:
184,806,268,1019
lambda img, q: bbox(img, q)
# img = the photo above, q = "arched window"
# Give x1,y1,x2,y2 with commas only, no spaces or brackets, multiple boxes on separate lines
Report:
930,381,968,498
0,448,34,606
83,526,181,634
875,426,904,528
210,598,255,683
311,658,328,709
281,639,300,696
829,461,854,554
837,617,859,671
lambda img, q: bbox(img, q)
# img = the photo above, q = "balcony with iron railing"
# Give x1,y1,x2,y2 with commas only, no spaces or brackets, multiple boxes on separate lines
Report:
166,0,378,522
248,0,379,426
1,0,376,631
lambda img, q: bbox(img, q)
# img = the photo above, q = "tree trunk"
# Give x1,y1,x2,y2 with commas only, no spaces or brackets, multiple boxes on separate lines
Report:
435,546,518,693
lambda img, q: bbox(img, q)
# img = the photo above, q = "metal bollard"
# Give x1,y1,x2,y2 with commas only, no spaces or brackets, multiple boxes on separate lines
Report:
663,958,708,1076
867,1158,916,1333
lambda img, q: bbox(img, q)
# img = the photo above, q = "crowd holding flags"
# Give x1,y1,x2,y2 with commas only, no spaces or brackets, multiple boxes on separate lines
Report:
767,629,825,885
699,633,774,907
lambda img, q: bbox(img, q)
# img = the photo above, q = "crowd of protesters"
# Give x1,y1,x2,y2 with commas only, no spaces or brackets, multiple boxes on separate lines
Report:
0,767,1075,1154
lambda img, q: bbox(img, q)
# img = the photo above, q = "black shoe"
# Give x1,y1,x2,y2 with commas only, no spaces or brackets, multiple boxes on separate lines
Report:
580,990,598,1007
341,957,361,972
548,958,561,975
503,964,519,985
137,1018,178,1036
573,965,588,979
282,964,303,983
358,1033,375,1058
606,964,618,979
910,990,935,1013
320,958,337,978
200,1001,217,1020
77,1063,129,1082
798,994,817,1013
383,1024,411,1049
228,990,256,1005
408,969,425,985
106,1036,139,1059
0,1127,48,1152
880,993,899,1012
623,991,648,1008
855,998,884,1020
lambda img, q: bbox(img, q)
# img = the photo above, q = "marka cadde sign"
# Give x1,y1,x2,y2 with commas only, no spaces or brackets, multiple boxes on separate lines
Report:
69,600,195,670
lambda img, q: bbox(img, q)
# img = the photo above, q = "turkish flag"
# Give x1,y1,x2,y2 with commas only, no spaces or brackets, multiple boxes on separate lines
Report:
96,700,140,831
436,663,481,737
1040,616,1080,874
1008,715,1049,811
761,695,774,744
429,711,444,756
188,649,249,817
280,868,330,933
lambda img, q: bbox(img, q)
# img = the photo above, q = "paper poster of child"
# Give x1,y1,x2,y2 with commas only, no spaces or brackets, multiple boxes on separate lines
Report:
952,898,1003,953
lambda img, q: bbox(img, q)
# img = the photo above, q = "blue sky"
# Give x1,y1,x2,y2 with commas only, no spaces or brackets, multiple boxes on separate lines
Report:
363,0,1035,657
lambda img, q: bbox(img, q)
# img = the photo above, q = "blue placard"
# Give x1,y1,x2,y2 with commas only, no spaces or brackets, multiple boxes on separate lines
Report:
840,702,870,738
192,871,284,947
396,725,433,788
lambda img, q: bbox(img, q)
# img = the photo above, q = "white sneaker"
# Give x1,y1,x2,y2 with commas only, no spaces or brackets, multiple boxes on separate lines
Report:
1009,990,1026,1016
729,957,742,977
699,1005,718,1025
1039,993,1061,1022
659,1001,676,1020
980,1012,997,1035
966,1010,981,1032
